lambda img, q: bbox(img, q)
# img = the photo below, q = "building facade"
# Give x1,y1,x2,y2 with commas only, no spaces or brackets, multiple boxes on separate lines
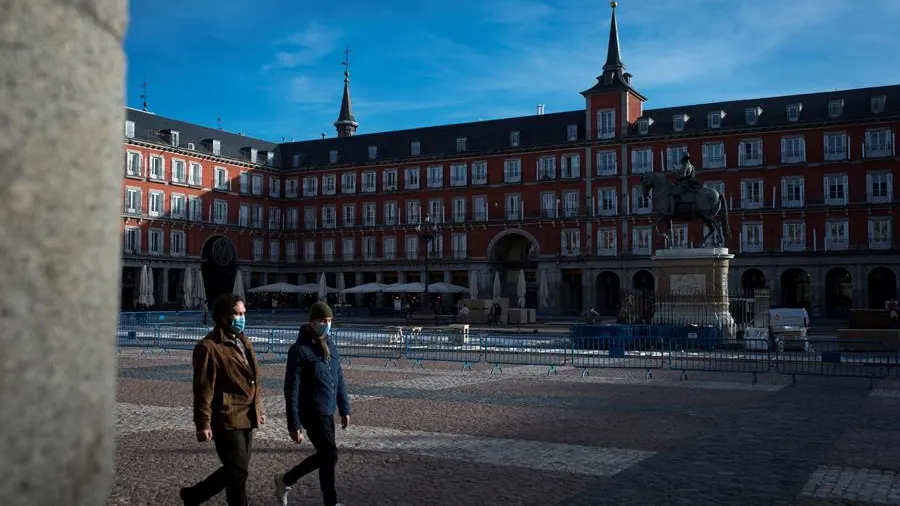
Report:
121,4,899,317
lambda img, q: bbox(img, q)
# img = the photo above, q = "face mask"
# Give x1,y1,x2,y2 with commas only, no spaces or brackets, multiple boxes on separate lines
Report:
230,316,246,334
313,321,331,337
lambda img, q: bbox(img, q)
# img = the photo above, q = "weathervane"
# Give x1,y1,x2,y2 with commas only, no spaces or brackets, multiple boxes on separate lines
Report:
140,80,149,111
342,45,351,78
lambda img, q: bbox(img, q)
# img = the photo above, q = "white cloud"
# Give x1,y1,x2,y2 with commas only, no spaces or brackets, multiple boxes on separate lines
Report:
286,75,336,107
263,23,342,71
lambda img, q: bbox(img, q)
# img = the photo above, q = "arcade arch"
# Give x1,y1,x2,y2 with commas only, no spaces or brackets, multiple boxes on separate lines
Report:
824,267,853,317
595,271,621,316
740,268,767,293
780,268,811,309
867,267,897,309
488,230,540,308
200,234,238,304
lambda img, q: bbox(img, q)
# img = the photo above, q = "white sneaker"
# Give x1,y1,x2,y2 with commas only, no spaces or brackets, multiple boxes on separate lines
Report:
273,473,290,506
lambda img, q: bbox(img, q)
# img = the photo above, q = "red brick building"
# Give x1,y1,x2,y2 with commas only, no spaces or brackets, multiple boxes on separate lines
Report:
121,4,898,317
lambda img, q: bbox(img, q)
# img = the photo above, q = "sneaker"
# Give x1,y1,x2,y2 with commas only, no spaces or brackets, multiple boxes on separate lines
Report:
178,487,196,506
273,473,291,506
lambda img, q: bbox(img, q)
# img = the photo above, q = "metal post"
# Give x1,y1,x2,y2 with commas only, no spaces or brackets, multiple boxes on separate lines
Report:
416,214,440,313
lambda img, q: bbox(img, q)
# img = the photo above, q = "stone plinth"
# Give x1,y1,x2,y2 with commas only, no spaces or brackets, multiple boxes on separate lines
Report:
651,248,735,337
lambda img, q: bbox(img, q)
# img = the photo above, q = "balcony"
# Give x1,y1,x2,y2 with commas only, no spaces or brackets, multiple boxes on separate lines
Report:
864,142,894,159
450,177,467,187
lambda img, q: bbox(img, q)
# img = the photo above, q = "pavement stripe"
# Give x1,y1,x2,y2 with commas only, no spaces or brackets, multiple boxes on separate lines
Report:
800,466,900,504
548,374,785,392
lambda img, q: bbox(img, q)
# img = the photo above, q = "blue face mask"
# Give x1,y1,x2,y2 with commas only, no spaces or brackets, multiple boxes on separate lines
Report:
313,321,331,337
230,315,246,334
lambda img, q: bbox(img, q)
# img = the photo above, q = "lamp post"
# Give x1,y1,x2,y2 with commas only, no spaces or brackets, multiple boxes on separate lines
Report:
416,213,441,310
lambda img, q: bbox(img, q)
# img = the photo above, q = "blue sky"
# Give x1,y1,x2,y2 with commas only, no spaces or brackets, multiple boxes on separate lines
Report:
125,0,900,142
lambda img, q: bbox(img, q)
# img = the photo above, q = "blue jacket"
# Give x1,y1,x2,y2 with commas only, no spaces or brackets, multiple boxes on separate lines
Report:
283,325,350,432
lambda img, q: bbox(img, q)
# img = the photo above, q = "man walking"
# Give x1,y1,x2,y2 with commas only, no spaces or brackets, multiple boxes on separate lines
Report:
274,301,351,506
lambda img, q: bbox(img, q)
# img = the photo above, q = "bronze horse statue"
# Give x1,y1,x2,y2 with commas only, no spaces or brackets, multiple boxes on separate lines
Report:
638,172,731,247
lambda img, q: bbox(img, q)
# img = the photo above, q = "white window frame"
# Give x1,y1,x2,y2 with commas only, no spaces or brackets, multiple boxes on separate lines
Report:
383,201,398,226
563,191,579,218
125,151,143,177
630,187,651,215
864,129,895,158
170,230,186,257
597,110,615,139
328,150,338,164
405,167,420,190
322,239,335,262
251,174,263,195
780,136,806,164
825,219,849,251
343,238,355,261
665,145,688,172
824,174,849,205
540,192,558,219
631,148,652,174
561,154,580,179
701,142,726,169
867,172,893,204
410,141,421,156
269,239,280,261
322,205,336,228
596,151,617,176
212,200,228,225
473,196,488,222
566,124,578,141
740,179,763,209
285,240,297,262
509,131,520,147
786,103,802,122
471,162,487,185
452,233,467,259
427,165,443,188
124,120,135,138
596,227,617,256
342,203,356,227
149,155,165,180
368,145,378,160
148,228,163,255
741,222,762,253
597,188,617,216
361,171,377,193
123,226,141,253
632,226,652,254
383,236,397,260
147,190,164,218
828,99,843,118
537,157,556,180
322,174,336,195
781,177,805,208
341,172,357,194
188,162,202,186
169,159,186,184
383,169,399,191
869,217,892,249
405,235,418,260
738,139,763,167
505,194,522,221
782,221,806,252
452,197,466,223
503,159,522,183
561,229,580,256
303,240,316,262
406,200,421,225
170,193,186,219
823,132,848,161
214,167,229,191
285,177,299,198
456,137,467,152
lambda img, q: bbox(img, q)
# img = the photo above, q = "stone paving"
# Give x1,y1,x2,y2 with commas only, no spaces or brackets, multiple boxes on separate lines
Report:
110,349,900,505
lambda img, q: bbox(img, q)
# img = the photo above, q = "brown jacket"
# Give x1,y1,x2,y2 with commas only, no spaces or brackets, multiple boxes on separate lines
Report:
192,327,264,431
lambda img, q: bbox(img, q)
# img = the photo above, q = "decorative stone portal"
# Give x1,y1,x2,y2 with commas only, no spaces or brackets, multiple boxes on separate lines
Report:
651,247,735,338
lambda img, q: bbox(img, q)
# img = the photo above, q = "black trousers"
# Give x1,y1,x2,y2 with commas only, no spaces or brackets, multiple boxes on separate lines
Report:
184,428,253,506
283,415,338,505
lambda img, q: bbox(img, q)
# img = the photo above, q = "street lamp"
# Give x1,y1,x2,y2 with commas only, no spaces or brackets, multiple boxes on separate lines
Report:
416,213,441,310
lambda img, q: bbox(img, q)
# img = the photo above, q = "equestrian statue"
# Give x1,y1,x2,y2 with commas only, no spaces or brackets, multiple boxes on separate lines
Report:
638,154,731,247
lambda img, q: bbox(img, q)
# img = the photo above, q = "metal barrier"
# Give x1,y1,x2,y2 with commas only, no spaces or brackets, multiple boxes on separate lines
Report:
120,311,204,326
332,327,404,367
775,339,897,389
402,328,482,370
570,335,666,379
667,339,771,384
481,334,569,375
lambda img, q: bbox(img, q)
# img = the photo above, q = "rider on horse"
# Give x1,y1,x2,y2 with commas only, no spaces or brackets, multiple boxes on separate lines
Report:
677,154,702,192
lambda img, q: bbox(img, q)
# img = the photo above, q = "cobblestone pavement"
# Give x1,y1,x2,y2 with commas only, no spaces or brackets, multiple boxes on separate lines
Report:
111,350,900,505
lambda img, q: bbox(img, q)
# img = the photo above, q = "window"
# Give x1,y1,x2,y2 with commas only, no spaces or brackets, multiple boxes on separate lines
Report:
452,197,466,223
597,188,616,216
672,114,687,132
665,145,688,172
342,203,356,227
561,154,580,178
148,190,163,217
597,110,615,139
825,220,849,251
285,240,297,262
670,224,688,248
212,200,228,224
410,141,421,156
428,199,444,223
188,163,202,186
503,159,521,183
561,229,580,256
597,228,616,256
267,151,275,166
738,139,763,167
637,119,650,135
361,171,377,192
471,162,487,184
383,169,398,191
428,234,444,257
123,187,142,214
214,167,229,190
823,132,847,161
362,237,376,261
456,137,467,152
249,148,258,164
740,179,763,209
405,235,418,260
741,223,762,252
707,111,724,129
238,204,249,227
780,136,806,163
125,151,142,177
452,233,467,259
541,192,557,218
702,142,725,169
786,103,802,122
124,120,135,138
405,167,420,189
828,99,843,118
384,202,398,226
864,129,894,158
537,157,556,180
285,177,299,198
427,165,443,188
505,194,522,220
211,139,221,156
567,124,578,141
744,107,760,125
867,172,893,203
631,187,650,215
123,227,141,253
188,197,202,222
269,176,281,197
368,145,377,160
250,239,262,261
596,151,617,176
304,207,317,229
170,194,186,219
871,94,886,114
329,150,338,164
406,200,421,225
383,237,396,260
782,222,806,251
781,177,804,208
148,229,163,255
149,156,164,180
362,203,376,227
292,154,301,168
269,207,282,230
509,131,520,147
869,218,892,249
341,172,356,193
239,172,249,194
287,208,298,229
322,206,336,228
303,240,315,262
342,237,355,261
450,164,467,186
322,239,335,261
631,148,652,174
168,231,185,256
251,205,263,228
632,226,651,254
322,174,336,195
563,191,579,218
251,174,263,195
473,196,488,222
824,174,848,205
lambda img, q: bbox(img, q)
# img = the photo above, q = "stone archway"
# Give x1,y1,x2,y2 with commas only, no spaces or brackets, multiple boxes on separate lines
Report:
824,267,853,317
201,234,238,304
596,271,621,316
488,230,540,306
780,268,811,309
631,270,655,323
867,267,897,309
740,268,767,294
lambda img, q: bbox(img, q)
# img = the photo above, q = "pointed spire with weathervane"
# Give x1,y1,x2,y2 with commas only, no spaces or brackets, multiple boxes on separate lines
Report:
581,1,644,98
334,46,359,138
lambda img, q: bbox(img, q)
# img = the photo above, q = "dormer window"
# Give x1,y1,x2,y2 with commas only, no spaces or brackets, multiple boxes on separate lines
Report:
566,124,578,141
210,139,221,156
124,120,135,139
828,99,844,118
786,103,802,122
707,111,725,129
871,94,886,114
410,140,421,156
292,154,301,168
170,130,180,147
266,151,275,166
329,150,338,164
637,118,652,135
672,114,688,132
368,145,378,160
249,148,258,163
509,131,520,147
744,107,761,125
456,137,467,152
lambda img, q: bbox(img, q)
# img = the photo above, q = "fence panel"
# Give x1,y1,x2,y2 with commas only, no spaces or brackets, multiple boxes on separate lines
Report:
570,329,665,379
116,323,158,353
403,328,482,370
775,339,897,388
257,329,295,361
666,338,771,384
481,334,569,375
332,327,404,366
155,325,210,353
120,311,203,326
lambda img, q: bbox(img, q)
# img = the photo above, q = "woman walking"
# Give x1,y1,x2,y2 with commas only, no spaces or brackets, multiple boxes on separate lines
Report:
274,301,351,506
180,293,265,506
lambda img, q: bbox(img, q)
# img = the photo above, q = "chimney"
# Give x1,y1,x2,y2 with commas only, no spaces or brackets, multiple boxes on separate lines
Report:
321,133,326,139
536,104,545,115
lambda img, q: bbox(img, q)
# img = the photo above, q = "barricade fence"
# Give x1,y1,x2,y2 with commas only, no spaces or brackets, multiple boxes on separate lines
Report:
115,322,899,387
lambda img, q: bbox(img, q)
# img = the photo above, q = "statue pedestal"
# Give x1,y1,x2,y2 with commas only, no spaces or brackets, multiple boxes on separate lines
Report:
651,247,735,339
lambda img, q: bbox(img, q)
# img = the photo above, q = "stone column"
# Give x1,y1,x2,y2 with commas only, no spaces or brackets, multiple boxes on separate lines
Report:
0,1,126,505
161,267,170,304
375,271,385,307
355,272,364,306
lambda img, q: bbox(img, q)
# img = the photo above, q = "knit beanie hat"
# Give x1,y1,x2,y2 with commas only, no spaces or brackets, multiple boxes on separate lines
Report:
309,301,334,321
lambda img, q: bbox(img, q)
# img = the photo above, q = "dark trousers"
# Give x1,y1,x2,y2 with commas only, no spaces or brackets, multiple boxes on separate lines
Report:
183,429,253,506
283,415,338,505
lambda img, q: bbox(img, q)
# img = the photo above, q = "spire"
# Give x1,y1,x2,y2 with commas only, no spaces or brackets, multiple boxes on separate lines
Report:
603,1,624,74
334,46,359,138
